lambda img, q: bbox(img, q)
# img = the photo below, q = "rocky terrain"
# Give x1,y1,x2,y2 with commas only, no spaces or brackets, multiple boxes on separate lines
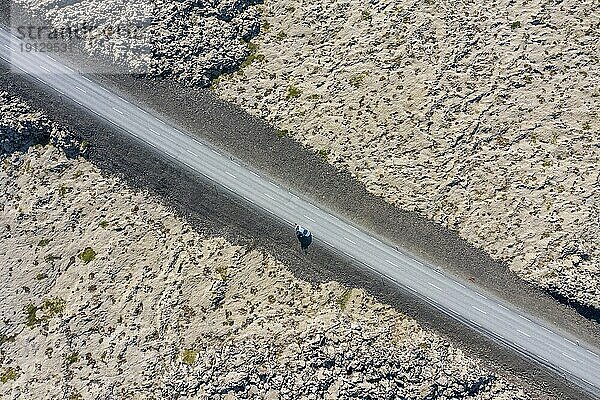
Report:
13,0,262,82
0,92,530,398
212,0,600,311
11,0,599,313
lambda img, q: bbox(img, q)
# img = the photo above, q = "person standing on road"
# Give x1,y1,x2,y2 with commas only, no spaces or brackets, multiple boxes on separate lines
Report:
295,224,312,254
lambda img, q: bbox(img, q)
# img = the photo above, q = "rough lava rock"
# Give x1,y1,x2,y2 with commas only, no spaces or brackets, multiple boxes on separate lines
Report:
13,0,263,84
212,0,600,311
0,91,83,157
0,93,529,399
12,0,599,312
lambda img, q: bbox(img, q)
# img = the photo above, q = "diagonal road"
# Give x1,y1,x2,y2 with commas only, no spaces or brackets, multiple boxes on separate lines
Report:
1,27,599,398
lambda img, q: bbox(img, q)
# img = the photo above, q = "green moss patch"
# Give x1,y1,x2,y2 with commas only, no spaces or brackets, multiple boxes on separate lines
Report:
65,352,79,365
286,86,302,100
0,367,18,383
181,349,198,366
78,247,96,264
336,289,353,310
24,297,66,328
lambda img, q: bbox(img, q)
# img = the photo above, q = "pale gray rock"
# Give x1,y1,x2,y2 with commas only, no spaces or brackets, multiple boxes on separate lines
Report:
0,91,83,157
0,93,528,399
213,0,600,311
14,0,263,83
